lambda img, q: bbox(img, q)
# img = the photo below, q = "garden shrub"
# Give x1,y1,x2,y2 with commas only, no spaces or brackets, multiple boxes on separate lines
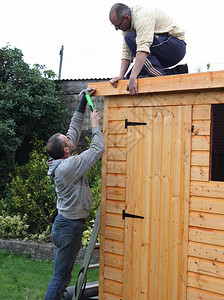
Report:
2,138,57,236
0,215,29,239
1,136,102,245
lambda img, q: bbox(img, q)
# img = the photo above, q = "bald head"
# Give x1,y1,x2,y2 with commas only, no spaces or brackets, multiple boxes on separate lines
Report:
109,3,131,19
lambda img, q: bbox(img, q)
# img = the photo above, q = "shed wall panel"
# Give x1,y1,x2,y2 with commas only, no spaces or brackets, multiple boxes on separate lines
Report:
96,73,224,300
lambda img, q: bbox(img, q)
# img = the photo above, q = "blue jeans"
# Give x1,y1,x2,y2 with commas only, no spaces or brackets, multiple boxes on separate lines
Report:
44,214,85,300
124,32,186,77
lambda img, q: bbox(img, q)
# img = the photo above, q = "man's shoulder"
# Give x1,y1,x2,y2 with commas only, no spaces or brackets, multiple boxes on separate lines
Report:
132,5,161,16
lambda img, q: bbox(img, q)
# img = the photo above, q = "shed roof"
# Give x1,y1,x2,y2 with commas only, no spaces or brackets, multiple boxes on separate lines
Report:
87,71,224,96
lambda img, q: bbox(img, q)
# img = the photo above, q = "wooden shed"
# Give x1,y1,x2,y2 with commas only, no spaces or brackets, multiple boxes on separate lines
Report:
89,70,224,300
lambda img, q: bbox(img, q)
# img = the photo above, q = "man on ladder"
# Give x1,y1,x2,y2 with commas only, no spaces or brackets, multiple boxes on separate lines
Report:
44,88,104,300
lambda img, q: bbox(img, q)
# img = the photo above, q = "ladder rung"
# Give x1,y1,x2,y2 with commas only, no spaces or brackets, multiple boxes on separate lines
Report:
88,263,99,269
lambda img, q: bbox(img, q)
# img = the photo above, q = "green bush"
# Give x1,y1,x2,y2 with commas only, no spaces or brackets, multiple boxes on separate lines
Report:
0,135,101,246
1,136,102,245
0,215,29,239
2,138,57,236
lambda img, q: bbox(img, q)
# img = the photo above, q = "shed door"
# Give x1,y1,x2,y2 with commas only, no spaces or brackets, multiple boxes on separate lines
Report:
123,106,191,300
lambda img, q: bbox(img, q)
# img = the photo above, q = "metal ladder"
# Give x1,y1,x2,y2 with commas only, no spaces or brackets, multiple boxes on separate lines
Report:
72,205,101,300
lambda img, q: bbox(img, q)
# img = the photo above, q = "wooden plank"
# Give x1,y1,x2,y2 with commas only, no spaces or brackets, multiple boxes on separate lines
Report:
108,121,127,134
106,187,125,201
105,240,124,256
192,136,210,151
107,134,127,147
108,108,128,121
107,148,126,161
106,200,125,214
104,280,123,298
188,257,224,278
189,228,224,247
191,151,210,166
150,107,164,300
105,214,124,229
106,91,224,109
188,287,224,299
105,227,124,242
168,106,185,300
188,272,224,295
139,107,153,300
133,108,146,300
104,266,123,283
99,97,110,299
192,120,211,136
107,161,126,174
190,197,224,215
179,105,192,300
158,106,172,300
193,105,211,120
88,71,224,96
191,182,224,199
189,211,224,230
104,253,124,269
107,174,126,187
188,241,224,263
191,166,209,181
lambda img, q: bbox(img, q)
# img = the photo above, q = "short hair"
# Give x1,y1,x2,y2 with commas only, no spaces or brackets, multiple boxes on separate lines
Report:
109,3,131,19
46,133,66,160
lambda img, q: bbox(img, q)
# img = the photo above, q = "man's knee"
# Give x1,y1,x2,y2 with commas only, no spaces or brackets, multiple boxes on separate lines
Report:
124,32,136,46
124,32,137,56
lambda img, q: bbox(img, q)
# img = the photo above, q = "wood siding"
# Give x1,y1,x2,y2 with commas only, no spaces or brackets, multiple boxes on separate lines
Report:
92,72,224,300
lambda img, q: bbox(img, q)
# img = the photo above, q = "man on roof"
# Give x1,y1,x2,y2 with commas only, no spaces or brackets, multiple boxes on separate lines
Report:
109,3,188,95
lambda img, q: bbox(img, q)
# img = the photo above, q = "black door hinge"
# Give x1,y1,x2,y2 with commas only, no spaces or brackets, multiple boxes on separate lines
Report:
191,125,194,133
122,210,144,220
125,119,147,129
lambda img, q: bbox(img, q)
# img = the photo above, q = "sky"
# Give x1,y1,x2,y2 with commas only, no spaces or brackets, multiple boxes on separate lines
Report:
1,0,224,79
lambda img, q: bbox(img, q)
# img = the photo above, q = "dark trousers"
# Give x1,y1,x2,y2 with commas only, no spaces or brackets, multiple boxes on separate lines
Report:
124,32,186,77
44,214,85,300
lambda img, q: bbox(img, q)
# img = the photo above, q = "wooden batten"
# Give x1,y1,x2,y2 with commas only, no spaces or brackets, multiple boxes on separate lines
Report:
89,71,224,96
92,71,224,300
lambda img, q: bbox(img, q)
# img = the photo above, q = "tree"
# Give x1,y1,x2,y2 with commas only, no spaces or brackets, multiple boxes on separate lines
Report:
0,44,68,195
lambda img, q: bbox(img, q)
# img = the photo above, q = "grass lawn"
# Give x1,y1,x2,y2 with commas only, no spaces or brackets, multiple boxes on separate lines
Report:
0,249,98,300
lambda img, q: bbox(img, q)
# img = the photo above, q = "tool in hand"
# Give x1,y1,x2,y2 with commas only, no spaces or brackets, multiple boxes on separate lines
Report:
79,88,95,112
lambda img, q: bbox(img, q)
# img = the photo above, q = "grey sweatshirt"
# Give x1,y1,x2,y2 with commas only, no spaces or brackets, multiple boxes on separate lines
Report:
47,111,105,220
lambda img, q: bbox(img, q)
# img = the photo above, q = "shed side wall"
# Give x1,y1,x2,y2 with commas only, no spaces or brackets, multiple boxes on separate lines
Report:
99,89,224,300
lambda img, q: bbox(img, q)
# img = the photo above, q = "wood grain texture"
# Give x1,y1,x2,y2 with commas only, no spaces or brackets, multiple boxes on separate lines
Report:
88,71,224,96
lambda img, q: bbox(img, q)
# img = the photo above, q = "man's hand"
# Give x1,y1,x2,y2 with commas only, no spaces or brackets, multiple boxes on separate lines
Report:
90,109,101,128
110,76,123,88
110,59,130,88
127,77,138,95
88,86,96,96
126,52,147,95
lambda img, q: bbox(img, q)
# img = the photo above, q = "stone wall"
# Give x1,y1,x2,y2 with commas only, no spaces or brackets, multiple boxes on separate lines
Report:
0,239,99,264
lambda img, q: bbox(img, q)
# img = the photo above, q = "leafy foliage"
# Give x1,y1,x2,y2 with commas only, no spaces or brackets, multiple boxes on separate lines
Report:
1,138,57,235
1,136,102,245
0,215,29,239
0,44,68,196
